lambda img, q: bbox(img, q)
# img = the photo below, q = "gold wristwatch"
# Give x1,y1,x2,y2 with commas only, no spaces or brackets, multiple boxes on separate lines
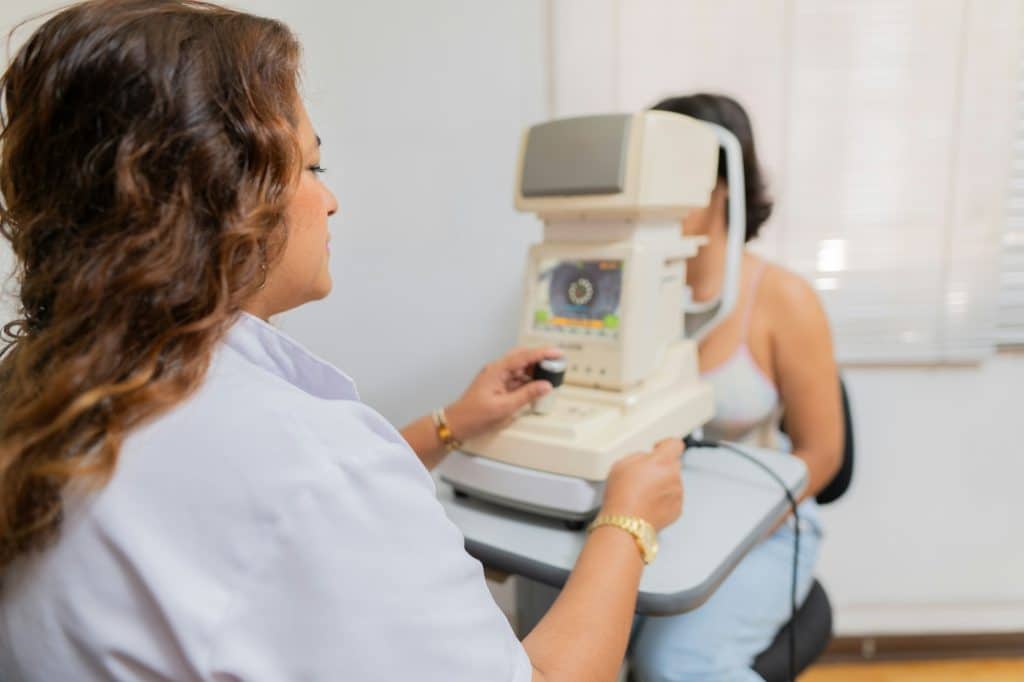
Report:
587,514,659,564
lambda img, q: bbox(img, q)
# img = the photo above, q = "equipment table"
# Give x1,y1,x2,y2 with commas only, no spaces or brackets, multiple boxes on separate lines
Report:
437,445,807,615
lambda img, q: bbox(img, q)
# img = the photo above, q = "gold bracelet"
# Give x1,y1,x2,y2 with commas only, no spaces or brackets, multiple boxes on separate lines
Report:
431,408,462,452
588,514,659,565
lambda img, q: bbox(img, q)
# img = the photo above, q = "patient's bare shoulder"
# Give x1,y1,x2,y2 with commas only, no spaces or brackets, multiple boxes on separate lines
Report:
757,258,831,340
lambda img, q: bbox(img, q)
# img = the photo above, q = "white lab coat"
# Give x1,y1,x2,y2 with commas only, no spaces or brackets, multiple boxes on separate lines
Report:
0,313,532,682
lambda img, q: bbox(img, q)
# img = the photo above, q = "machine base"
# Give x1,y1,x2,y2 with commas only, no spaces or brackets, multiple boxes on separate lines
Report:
440,451,605,522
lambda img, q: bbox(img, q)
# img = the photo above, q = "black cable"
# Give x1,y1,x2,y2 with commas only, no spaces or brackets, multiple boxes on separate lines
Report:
683,435,800,682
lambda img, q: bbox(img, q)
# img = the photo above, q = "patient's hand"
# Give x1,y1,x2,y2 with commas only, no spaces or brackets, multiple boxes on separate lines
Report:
446,346,563,441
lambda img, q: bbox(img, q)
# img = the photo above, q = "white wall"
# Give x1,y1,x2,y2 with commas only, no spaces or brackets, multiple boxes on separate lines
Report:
824,357,1024,635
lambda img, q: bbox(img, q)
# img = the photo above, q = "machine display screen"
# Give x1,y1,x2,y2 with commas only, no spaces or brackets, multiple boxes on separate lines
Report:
532,259,623,339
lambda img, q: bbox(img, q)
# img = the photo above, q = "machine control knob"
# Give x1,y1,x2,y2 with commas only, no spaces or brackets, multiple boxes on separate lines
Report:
531,357,567,415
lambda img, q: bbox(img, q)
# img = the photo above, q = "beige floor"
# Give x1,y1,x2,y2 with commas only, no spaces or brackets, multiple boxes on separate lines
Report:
800,658,1024,681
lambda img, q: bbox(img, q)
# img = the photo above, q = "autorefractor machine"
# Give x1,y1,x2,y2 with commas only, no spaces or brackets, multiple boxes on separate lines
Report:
439,111,746,524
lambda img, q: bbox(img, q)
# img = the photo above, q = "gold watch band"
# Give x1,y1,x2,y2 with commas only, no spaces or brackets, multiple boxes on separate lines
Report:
432,408,462,452
588,514,658,565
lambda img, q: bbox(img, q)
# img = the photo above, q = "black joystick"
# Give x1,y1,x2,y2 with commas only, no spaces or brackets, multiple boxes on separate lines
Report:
531,357,567,415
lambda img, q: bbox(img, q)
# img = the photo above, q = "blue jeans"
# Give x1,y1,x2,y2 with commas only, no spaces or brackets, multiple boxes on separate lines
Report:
516,500,823,682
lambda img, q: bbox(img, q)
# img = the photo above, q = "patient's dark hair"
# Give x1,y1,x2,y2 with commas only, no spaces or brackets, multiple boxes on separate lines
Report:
652,93,773,242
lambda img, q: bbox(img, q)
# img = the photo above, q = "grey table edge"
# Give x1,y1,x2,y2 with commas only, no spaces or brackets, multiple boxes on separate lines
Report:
464,491,796,616
440,445,808,617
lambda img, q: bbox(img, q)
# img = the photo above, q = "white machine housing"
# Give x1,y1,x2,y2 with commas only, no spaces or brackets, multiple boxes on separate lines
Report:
441,111,746,520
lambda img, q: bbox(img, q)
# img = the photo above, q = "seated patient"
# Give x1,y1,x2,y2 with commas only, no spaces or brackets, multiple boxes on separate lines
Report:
518,93,843,682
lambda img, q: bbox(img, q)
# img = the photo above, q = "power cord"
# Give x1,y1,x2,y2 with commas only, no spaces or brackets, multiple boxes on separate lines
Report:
683,435,801,682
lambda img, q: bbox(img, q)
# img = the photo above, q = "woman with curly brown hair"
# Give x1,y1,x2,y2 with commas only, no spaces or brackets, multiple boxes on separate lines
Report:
0,2,684,680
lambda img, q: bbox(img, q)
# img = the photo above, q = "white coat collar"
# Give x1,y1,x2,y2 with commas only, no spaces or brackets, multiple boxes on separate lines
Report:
223,312,360,402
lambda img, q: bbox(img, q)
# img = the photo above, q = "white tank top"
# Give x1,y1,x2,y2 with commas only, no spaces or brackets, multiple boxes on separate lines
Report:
699,265,824,532
701,263,789,451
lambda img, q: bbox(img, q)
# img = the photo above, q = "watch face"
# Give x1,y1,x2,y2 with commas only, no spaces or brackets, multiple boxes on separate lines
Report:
642,525,657,547
643,526,658,562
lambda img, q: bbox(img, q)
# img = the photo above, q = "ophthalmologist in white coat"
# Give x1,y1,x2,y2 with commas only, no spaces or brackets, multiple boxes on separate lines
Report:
0,2,684,681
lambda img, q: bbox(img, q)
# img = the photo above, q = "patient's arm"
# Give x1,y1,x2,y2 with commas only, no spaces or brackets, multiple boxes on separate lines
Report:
768,271,843,499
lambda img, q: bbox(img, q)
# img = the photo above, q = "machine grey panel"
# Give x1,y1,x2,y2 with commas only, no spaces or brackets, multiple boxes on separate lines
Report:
521,114,631,197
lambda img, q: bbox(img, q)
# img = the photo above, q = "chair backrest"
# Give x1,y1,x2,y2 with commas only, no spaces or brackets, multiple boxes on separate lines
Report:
815,378,854,504
779,377,854,505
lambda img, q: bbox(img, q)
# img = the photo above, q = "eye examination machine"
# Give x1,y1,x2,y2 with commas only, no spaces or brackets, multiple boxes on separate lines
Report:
439,111,746,523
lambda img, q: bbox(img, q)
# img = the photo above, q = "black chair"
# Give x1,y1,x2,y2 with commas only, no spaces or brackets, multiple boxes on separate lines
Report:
750,378,855,681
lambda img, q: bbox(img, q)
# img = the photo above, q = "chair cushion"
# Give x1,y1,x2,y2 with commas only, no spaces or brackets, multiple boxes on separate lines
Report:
751,579,833,681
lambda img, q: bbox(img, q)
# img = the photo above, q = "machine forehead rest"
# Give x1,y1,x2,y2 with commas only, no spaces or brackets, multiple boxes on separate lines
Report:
520,114,631,198
514,111,719,220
